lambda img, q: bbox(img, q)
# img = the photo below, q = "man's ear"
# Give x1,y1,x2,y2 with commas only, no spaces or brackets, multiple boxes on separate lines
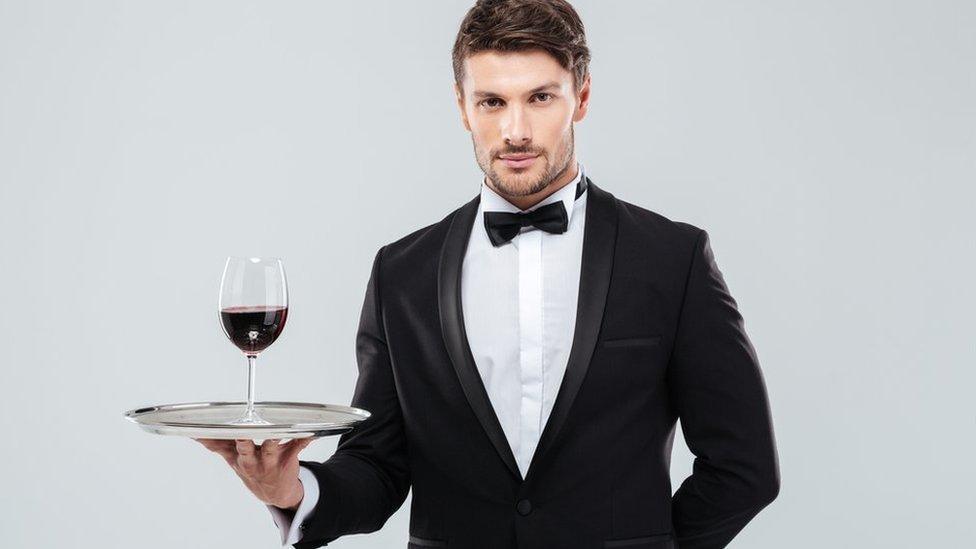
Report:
573,73,591,123
454,82,472,131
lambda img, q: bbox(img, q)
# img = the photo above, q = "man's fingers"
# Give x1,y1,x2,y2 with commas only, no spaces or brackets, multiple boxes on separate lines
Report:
235,439,259,473
282,436,315,459
195,438,238,460
194,438,226,451
260,439,284,457
235,439,257,454
196,437,310,475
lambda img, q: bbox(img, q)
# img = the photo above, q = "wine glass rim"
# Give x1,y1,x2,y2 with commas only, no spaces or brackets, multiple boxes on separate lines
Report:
225,256,284,263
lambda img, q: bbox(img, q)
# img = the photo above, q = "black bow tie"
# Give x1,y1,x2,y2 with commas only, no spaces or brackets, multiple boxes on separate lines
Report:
482,175,588,247
484,201,569,246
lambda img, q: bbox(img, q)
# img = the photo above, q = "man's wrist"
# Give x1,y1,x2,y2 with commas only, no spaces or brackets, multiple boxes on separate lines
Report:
273,478,305,512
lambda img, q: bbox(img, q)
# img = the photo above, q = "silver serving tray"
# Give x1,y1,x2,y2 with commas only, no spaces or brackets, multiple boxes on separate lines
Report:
123,401,371,440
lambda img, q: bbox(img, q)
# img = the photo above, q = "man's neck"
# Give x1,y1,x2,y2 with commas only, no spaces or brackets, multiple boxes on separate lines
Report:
487,160,579,211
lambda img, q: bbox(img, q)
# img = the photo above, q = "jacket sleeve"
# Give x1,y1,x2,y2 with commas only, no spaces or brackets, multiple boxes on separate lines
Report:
293,245,412,548
667,229,780,549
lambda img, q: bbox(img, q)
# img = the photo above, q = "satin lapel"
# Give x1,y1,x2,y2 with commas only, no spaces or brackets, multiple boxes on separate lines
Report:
437,194,524,482
524,178,619,485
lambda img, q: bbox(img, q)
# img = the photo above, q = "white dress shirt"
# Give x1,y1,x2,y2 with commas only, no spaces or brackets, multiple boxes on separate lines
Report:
461,162,586,478
267,465,319,545
269,162,588,545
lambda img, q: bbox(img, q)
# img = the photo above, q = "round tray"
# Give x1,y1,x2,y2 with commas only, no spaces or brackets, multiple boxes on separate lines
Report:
123,401,371,440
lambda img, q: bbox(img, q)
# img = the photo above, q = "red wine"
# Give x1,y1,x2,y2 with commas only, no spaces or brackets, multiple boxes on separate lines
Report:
220,305,288,355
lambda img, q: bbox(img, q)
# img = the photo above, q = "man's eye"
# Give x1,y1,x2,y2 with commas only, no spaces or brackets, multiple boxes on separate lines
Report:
480,93,552,109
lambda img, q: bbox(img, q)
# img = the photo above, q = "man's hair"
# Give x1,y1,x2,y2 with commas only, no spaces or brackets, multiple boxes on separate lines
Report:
452,0,591,96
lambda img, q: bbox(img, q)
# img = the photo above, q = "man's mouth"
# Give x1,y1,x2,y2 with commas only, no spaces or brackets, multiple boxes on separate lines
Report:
499,153,539,169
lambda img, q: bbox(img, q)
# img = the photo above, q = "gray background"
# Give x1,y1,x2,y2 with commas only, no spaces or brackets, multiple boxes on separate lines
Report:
1,0,973,547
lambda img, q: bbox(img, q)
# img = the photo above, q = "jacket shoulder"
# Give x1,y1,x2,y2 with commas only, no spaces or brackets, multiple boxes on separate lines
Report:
611,193,705,244
378,198,473,268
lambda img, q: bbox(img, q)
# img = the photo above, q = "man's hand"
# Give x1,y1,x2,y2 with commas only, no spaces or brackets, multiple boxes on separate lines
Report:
194,437,315,511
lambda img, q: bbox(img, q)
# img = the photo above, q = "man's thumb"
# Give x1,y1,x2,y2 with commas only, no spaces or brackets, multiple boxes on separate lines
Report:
285,437,314,459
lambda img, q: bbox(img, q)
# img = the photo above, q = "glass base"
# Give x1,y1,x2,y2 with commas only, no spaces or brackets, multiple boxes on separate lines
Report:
227,409,273,425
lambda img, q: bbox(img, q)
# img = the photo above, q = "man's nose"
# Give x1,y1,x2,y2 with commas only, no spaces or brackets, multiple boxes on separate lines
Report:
501,106,532,146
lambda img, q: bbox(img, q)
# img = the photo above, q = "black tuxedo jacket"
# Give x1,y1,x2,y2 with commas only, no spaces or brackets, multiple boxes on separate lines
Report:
294,178,780,549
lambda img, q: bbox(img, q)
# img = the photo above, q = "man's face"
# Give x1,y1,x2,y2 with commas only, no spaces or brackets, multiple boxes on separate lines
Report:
455,48,590,198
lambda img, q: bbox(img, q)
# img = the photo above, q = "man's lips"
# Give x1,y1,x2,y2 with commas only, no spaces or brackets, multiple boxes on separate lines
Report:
499,154,539,168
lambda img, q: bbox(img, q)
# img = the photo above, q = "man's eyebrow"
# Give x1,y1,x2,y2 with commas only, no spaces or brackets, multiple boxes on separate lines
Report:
471,81,561,98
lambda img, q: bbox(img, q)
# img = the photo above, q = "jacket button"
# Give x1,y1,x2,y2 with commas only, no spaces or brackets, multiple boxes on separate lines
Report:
299,521,308,531
516,499,532,516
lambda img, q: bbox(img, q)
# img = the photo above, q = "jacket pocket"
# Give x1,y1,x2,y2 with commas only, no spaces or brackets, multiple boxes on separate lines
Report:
603,532,674,548
408,534,448,548
600,335,663,348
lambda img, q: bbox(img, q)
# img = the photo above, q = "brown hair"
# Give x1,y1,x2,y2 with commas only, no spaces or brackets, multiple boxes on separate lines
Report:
452,0,591,95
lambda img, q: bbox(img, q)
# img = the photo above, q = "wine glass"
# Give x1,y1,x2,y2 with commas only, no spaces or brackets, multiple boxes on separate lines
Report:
218,256,289,425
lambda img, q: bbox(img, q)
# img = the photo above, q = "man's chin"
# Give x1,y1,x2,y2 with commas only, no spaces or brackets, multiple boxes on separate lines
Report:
494,179,546,197
493,170,550,197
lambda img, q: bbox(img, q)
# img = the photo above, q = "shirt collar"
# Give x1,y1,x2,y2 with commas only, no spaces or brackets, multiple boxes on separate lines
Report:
479,161,585,227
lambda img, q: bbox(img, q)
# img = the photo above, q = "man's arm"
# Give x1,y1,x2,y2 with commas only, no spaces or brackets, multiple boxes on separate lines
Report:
268,465,320,546
291,246,412,548
667,229,781,549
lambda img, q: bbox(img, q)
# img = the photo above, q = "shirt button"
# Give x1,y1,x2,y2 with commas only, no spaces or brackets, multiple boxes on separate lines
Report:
299,521,308,531
516,499,532,516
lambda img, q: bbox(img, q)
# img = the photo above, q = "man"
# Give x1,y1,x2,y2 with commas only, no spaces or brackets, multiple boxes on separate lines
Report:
196,1,780,547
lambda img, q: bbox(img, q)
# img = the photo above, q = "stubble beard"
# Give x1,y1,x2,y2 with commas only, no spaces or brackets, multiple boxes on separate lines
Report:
475,125,575,199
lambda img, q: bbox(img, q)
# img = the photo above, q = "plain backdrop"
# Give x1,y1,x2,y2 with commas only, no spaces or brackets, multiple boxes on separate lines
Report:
1,1,973,547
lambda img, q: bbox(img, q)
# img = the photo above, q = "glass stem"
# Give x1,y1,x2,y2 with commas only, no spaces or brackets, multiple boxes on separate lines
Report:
246,353,258,420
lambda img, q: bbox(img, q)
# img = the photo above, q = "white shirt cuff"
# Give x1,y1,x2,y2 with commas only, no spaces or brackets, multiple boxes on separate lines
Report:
267,465,320,546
